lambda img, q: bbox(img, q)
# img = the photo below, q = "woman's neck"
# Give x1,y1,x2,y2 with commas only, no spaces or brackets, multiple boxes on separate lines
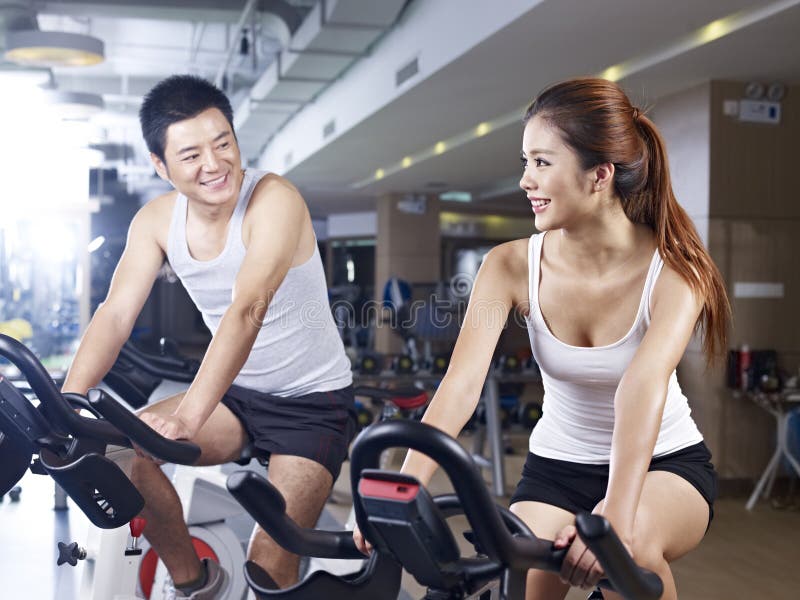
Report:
555,206,653,277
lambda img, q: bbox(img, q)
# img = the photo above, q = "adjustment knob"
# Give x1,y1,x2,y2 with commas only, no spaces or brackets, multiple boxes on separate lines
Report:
57,541,86,567
129,516,147,538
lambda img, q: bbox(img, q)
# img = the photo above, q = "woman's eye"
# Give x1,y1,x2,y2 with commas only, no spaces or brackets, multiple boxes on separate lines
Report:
534,158,549,167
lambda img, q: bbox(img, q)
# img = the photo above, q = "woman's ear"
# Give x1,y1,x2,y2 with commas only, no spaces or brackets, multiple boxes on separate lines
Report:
592,162,615,192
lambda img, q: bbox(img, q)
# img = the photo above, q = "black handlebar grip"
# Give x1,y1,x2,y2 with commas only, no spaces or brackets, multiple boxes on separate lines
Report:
576,513,663,600
227,470,365,560
87,388,200,465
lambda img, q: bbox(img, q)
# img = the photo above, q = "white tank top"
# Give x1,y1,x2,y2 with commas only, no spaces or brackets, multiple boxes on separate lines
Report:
166,169,352,397
525,232,702,463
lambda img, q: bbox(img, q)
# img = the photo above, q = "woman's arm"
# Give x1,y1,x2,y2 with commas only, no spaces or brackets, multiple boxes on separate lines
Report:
400,242,524,486
601,267,704,542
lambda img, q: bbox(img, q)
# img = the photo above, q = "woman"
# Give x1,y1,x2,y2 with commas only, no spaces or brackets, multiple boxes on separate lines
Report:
355,77,729,600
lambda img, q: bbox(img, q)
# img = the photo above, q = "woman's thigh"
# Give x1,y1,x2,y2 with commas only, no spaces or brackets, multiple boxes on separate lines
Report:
510,501,575,600
597,470,709,600
631,470,710,562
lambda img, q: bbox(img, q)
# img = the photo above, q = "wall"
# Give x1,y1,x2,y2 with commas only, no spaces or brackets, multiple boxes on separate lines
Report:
374,193,441,353
651,82,711,246
656,80,800,483
709,80,800,480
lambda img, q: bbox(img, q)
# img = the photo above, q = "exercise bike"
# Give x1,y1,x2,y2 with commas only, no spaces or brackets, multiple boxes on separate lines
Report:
99,338,253,599
32,335,428,598
224,419,663,600
0,333,201,599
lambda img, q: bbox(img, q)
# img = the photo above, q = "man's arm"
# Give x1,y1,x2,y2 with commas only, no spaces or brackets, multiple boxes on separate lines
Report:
156,176,307,439
62,202,167,394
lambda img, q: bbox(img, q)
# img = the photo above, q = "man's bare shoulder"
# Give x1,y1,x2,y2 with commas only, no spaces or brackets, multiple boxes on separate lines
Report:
244,173,308,228
249,173,304,207
130,190,178,248
138,190,178,218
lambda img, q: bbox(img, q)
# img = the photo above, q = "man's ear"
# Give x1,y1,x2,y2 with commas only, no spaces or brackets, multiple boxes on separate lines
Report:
591,162,615,193
150,152,170,183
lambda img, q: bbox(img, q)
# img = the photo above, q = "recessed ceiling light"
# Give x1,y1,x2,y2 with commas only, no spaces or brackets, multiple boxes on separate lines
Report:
4,30,104,67
43,90,105,120
0,67,52,87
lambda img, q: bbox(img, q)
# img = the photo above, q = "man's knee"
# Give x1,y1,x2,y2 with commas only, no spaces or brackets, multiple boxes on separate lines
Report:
268,455,333,525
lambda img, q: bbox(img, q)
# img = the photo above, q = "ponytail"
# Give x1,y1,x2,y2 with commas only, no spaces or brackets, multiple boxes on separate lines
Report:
635,116,730,362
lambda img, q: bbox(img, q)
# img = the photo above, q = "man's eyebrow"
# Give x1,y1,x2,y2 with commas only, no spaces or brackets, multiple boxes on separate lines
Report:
176,131,231,155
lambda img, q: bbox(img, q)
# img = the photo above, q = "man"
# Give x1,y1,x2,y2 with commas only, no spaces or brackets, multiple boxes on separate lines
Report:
63,75,355,599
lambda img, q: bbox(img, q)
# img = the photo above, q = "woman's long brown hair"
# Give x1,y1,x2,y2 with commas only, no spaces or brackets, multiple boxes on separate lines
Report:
525,77,730,361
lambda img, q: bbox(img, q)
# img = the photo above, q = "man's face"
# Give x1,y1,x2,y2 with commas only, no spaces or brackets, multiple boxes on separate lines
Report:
151,107,243,207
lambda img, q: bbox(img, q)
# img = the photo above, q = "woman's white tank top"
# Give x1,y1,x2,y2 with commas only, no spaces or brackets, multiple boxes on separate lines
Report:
524,232,703,463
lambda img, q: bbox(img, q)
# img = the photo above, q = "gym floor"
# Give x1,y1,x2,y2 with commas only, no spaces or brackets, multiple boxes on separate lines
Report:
1,429,798,599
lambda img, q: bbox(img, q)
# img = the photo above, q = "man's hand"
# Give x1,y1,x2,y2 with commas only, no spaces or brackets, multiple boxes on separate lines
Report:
137,412,195,463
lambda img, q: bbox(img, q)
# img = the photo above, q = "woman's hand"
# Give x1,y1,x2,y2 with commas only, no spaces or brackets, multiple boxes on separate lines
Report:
553,524,605,590
352,524,373,556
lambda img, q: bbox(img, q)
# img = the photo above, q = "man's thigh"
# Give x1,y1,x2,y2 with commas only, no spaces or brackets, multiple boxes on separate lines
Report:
137,392,249,465
267,454,334,528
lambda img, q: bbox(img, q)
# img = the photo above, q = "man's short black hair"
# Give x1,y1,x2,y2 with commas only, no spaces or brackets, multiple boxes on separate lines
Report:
139,74,235,162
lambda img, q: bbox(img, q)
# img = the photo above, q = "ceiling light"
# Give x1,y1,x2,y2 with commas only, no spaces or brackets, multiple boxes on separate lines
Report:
440,191,472,203
43,90,105,120
4,30,104,67
0,67,51,87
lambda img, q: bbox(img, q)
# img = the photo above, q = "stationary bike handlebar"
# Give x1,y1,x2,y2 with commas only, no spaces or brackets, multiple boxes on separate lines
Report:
227,470,365,560
350,420,663,600
0,333,200,464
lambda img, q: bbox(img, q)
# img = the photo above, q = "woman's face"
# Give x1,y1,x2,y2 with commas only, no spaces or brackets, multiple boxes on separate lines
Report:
519,115,597,231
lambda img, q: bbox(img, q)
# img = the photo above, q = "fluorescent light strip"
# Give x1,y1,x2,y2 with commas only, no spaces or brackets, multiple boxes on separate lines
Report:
351,111,520,189
352,0,799,189
599,0,800,82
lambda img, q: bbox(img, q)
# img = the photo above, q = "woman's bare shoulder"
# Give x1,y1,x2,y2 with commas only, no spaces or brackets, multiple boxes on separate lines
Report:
484,238,530,276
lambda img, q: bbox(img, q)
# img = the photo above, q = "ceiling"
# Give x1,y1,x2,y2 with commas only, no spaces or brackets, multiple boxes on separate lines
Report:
3,0,800,217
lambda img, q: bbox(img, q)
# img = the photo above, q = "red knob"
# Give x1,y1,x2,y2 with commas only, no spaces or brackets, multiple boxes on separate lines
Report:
129,516,147,538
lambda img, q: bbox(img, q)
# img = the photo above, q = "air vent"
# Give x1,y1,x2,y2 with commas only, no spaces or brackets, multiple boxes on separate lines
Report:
395,57,419,87
323,119,336,138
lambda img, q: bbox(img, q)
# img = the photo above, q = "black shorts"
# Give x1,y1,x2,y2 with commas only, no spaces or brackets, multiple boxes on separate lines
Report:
509,442,718,525
220,384,357,481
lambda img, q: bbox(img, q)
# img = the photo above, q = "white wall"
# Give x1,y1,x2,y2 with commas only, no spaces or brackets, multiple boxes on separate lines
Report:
650,82,711,246
327,211,377,238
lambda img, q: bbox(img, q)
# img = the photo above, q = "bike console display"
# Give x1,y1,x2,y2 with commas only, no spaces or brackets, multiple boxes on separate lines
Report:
358,469,460,590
